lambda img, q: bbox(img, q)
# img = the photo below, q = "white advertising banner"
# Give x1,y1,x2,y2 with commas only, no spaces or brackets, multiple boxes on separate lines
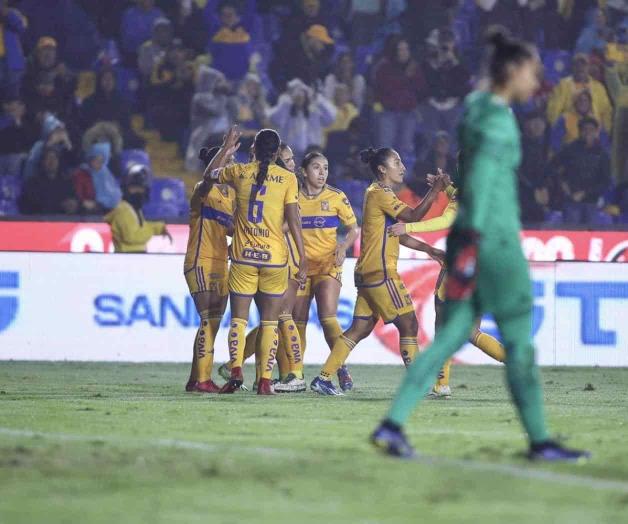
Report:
0,253,627,366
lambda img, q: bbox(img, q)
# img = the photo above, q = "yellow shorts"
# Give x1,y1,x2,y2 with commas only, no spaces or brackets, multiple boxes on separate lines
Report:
353,278,414,324
297,266,343,297
184,260,228,296
229,262,288,297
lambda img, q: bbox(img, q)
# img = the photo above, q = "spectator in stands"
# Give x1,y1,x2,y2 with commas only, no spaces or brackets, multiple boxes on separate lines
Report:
282,0,330,43
406,130,456,197
373,36,426,160
22,37,75,107
137,17,173,81
185,65,238,171
235,73,270,150
0,95,34,156
348,0,383,46
605,56,628,183
149,39,195,144
0,1,26,96
399,0,459,49
323,84,358,146
73,142,122,214
105,166,171,253
23,113,74,180
80,67,145,150
519,111,553,223
547,54,613,133
82,122,124,176
475,0,524,38
552,117,612,225
268,77,336,159
324,52,366,110
208,1,253,82
120,0,164,64
550,89,610,153
271,24,335,91
575,8,613,55
19,147,78,215
419,28,470,155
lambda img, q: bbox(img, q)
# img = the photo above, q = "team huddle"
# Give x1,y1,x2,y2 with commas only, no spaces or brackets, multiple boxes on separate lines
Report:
178,27,593,462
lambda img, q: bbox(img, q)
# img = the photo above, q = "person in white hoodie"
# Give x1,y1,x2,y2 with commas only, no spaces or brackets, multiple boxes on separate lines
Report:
268,78,336,160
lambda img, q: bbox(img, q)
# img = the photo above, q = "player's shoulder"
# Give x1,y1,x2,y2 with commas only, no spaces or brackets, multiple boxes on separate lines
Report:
325,185,352,206
213,183,235,199
463,91,514,138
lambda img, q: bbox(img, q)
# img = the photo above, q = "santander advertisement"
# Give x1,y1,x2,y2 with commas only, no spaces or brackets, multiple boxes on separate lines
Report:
1,221,627,262
1,253,627,367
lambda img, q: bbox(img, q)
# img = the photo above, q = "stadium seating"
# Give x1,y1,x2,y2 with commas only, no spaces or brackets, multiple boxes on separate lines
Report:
143,177,189,219
0,175,21,216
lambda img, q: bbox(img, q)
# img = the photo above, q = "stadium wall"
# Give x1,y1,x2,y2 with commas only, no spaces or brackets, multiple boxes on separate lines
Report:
1,253,627,366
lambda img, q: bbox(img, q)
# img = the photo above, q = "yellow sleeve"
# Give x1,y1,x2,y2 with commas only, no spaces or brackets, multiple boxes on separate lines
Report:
592,80,613,132
336,191,357,226
377,187,408,218
219,164,239,185
112,205,164,246
547,79,569,125
284,174,299,205
405,202,457,233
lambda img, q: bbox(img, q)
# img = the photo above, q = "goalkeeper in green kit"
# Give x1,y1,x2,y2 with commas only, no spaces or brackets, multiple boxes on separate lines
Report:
371,29,590,462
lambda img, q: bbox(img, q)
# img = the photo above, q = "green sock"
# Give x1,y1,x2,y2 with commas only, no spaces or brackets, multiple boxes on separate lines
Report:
387,301,475,426
499,312,550,444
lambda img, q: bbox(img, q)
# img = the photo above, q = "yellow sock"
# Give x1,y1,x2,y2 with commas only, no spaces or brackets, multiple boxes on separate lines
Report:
259,320,279,380
276,337,290,380
294,321,307,374
320,316,343,349
197,315,220,382
279,314,303,379
437,359,451,387
399,336,418,367
320,335,356,380
472,331,506,363
227,318,247,370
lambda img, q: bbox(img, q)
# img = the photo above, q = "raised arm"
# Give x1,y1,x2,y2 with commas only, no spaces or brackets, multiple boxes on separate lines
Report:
201,126,241,192
395,174,446,223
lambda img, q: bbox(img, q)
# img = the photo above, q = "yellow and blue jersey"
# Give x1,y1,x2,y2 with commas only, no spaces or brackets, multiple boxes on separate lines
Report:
355,183,409,286
184,182,235,270
219,161,299,267
299,185,357,276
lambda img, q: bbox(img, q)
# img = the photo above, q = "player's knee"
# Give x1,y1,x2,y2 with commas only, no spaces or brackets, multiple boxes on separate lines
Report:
396,314,418,338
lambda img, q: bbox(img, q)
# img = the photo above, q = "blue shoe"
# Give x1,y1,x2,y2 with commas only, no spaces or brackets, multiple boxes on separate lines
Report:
528,441,591,462
310,376,343,396
370,423,416,459
337,365,353,391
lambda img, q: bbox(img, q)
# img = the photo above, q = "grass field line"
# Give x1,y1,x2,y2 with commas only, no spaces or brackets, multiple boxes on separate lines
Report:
2,426,628,493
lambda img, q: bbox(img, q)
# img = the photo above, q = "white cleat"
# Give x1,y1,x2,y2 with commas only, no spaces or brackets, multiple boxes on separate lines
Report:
273,373,306,393
429,385,452,399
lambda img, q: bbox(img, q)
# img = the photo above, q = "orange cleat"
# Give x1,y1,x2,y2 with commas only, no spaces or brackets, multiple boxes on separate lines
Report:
194,380,221,393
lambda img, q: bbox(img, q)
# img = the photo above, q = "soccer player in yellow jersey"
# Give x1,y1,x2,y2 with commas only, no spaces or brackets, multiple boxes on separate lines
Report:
183,140,239,393
218,143,308,391
275,151,360,393
311,147,447,395
388,169,507,398
206,128,307,395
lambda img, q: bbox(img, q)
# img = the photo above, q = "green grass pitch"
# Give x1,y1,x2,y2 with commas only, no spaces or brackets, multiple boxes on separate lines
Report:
1,362,628,524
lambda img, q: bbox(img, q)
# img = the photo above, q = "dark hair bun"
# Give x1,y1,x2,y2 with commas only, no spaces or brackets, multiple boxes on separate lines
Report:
360,148,376,165
485,25,510,49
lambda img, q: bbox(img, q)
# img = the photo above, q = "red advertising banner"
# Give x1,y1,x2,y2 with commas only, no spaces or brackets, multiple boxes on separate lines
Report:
1,221,627,261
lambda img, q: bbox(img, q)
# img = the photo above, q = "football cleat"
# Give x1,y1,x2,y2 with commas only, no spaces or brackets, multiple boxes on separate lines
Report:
428,385,452,399
194,380,221,393
337,365,353,391
528,441,591,462
273,373,306,393
257,378,275,395
219,366,243,394
310,377,343,396
370,423,416,459
218,363,231,382
185,380,198,392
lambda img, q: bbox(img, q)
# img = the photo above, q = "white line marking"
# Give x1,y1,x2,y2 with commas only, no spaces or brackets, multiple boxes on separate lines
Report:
1,427,627,493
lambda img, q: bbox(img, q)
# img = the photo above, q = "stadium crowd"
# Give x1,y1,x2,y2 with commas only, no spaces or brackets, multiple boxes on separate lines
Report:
0,0,627,226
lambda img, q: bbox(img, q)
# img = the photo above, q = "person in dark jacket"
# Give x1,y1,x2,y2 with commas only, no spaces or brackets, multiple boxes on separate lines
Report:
373,36,426,159
19,146,78,215
80,67,145,149
552,116,612,225
0,94,35,155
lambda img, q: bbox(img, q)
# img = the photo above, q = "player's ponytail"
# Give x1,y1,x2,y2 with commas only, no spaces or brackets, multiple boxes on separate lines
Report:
360,147,395,180
484,26,536,87
251,128,280,200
